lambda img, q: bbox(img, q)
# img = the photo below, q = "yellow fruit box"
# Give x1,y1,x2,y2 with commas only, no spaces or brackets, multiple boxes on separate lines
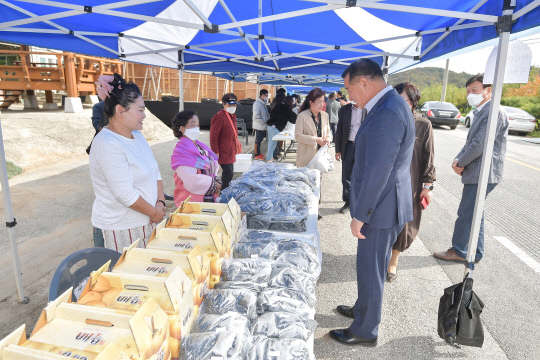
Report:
165,211,237,248
77,262,194,359
112,240,210,307
0,290,171,360
176,198,242,232
147,223,229,287
0,325,124,360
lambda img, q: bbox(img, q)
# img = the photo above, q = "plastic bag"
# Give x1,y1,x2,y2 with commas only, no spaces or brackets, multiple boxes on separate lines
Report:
246,336,310,360
273,239,319,273
180,328,251,360
251,312,317,341
239,230,277,244
193,312,251,333
214,281,267,294
233,241,278,260
257,287,315,318
269,267,318,294
199,289,258,323
221,258,273,284
307,144,334,173
247,207,309,233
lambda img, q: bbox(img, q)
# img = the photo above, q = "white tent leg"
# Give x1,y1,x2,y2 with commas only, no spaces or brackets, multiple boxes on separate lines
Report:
178,69,184,112
0,116,29,304
441,58,450,102
178,50,184,112
465,20,511,274
231,79,234,92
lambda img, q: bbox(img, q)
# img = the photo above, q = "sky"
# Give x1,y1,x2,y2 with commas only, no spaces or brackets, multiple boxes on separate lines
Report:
415,33,540,75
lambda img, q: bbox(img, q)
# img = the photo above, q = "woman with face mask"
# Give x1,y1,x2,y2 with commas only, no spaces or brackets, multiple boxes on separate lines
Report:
171,110,221,206
209,93,242,190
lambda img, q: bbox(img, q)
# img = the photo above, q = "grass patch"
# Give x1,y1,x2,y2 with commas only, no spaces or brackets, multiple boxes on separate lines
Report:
526,130,540,138
6,161,23,179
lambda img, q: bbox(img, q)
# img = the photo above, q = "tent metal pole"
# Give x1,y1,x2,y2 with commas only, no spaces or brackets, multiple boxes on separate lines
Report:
441,58,450,102
231,78,234,92
0,116,29,304
179,50,185,112
464,5,514,276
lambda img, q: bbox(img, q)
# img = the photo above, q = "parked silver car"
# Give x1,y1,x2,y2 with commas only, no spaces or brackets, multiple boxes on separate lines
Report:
463,106,537,135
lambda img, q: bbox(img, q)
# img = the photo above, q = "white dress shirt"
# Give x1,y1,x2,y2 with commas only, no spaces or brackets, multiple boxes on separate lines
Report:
365,85,394,115
349,105,365,141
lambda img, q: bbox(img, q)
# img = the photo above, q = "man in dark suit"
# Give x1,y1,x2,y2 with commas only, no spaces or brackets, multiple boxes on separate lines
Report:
335,99,365,214
329,59,415,346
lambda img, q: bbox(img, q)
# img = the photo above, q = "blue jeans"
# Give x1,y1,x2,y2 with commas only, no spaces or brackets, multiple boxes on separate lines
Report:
266,126,280,160
452,183,497,261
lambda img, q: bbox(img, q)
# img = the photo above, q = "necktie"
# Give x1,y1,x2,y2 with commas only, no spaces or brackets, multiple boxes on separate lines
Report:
361,108,368,124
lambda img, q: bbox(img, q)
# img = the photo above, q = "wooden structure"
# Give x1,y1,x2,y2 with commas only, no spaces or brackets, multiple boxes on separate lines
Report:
0,48,122,109
124,63,274,102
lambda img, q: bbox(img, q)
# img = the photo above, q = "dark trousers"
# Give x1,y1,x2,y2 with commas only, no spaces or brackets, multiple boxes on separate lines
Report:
341,141,354,203
93,227,104,247
452,183,497,261
350,224,403,338
221,164,234,190
330,123,337,143
254,130,266,156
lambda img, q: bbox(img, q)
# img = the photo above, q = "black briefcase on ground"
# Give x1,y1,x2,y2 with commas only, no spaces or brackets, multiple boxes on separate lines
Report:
438,276,485,347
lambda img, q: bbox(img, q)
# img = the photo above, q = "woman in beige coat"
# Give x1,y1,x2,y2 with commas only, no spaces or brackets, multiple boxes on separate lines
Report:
295,88,331,168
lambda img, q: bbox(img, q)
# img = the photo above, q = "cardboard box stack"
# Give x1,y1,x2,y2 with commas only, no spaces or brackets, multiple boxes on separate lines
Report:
0,198,243,360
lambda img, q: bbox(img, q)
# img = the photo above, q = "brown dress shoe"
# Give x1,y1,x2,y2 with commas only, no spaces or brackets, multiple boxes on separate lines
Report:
433,248,467,263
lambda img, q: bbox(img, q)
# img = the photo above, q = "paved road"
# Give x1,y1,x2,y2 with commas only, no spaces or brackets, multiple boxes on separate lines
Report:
420,124,540,360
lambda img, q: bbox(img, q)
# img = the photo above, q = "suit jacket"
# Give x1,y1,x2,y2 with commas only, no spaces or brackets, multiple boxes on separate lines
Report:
210,109,239,165
295,109,331,168
350,89,415,229
335,103,353,157
455,101,508,184
327,98,341,124
252,97,269,131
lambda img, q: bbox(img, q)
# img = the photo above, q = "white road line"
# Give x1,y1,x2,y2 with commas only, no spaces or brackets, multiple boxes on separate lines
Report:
494,236,540,273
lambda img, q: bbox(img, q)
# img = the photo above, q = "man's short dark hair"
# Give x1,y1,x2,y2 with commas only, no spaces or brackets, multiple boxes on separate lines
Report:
328,93,335,99
341,59,383,83
259,89,268,97
277,88,287,95
337,91,342,96
466,74,491,89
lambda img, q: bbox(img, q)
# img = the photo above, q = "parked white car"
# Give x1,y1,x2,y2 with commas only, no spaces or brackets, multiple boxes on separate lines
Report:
463,106,537,135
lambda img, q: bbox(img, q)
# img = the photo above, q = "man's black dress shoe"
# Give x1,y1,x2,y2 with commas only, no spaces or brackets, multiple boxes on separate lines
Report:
339,202,350,214
336,305,354,319
329,328,377,347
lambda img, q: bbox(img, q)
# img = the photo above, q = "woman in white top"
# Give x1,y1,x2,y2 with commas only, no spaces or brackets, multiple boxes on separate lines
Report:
90,74,166,251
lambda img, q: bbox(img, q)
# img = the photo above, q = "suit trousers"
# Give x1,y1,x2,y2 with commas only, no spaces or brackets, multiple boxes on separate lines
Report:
350,224,403,339
221,164,234,190
341,141,354,203
451,183,497,261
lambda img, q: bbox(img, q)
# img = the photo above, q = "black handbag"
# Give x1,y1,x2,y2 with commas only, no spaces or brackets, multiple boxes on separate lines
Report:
437,276,485,347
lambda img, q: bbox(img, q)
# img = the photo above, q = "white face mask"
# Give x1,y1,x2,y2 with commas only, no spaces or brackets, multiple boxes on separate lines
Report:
467,89,486,107
183,127,200,141
226,106,237,115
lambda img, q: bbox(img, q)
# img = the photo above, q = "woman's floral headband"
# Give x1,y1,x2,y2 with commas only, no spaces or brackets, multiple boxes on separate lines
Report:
95,75,116,101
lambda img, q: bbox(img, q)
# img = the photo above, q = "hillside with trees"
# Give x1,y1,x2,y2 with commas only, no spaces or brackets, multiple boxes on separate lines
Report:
387,67,474,89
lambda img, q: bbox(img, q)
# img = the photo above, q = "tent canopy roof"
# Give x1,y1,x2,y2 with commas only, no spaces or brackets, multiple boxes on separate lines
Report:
1,0,540,85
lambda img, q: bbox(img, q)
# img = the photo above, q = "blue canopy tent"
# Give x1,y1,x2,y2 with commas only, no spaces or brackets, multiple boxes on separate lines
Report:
0,0,539,310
